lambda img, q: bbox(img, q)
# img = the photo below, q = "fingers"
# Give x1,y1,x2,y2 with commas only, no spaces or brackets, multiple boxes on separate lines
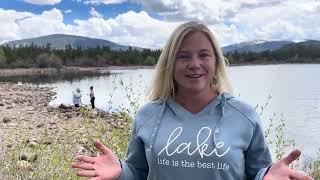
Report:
282,149,301,165
94,140,111,155
290,170,313,180
76,155,96,163
76,170,96,177
72,162,94,170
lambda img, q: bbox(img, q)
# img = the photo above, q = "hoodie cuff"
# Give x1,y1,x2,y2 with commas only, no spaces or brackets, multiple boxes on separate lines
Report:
118,160,127,180
255,163,273,180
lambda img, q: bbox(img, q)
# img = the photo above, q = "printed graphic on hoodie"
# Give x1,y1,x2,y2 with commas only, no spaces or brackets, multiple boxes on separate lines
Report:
156,126,231,171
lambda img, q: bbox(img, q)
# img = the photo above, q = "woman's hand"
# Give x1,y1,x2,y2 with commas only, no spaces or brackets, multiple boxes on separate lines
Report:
72,140,122,180
264,149,313,180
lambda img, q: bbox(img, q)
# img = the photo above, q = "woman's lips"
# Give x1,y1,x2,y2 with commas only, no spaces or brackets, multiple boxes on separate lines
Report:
185,74,205,78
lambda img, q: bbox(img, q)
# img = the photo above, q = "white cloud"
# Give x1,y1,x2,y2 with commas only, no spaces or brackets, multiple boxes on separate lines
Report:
130,0,320,45
89,7,103,18
73,10,177,48
84,0,126,5
222,0,320,44
0,8,34,41
1,0,320,48
23,0,62,5
0,8,177,48
133,0,283,24
64,9,72,13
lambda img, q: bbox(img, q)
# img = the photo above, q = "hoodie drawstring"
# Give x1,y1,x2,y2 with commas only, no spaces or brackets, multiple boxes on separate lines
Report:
147,99,167,151
213,93,227,147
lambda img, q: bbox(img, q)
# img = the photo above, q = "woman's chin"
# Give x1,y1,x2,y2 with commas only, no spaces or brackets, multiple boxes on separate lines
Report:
182,86,210,94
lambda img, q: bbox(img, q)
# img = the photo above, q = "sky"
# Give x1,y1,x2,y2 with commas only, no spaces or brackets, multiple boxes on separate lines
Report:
0,0,319,48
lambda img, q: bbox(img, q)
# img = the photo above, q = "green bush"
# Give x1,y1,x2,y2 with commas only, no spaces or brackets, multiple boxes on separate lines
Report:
0,47,7,68
35,53,63,69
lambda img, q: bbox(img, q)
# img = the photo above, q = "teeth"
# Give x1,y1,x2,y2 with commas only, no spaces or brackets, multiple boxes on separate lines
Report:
187,75,202,78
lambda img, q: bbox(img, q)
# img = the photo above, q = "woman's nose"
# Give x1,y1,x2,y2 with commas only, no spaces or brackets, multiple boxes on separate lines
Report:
188,55,201,69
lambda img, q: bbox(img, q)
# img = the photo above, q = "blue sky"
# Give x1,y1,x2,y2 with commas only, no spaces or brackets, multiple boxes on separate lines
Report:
0,1,144,24
0,0,319,48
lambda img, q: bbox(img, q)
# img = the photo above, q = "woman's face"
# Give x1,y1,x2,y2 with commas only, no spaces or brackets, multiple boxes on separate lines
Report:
173,31,216,96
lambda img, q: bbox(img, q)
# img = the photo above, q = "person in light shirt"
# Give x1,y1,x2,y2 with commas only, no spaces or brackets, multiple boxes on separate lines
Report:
72,88,82,108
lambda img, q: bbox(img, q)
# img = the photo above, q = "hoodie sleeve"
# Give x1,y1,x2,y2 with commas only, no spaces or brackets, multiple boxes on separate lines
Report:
118,115,148,180
245,111,273,180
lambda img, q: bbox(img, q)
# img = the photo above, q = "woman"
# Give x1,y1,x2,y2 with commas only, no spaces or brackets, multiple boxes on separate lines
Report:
72,22,313,180
73,88,82,108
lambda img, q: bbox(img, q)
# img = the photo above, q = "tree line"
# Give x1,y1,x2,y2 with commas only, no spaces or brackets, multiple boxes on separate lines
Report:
225,42,320,64
0,42,320,69
0,43,161,68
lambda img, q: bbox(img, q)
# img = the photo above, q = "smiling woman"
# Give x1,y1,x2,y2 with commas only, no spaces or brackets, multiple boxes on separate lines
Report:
72,21,313,180
174,32,217,97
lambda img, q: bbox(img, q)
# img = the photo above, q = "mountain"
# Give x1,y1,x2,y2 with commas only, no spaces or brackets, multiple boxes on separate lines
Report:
222,40,293,53
294,40,320,46
3,34,318,55
277,40,320,53
2,34,139,50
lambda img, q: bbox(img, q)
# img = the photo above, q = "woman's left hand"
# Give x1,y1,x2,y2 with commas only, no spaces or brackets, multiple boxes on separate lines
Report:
264,149,313,180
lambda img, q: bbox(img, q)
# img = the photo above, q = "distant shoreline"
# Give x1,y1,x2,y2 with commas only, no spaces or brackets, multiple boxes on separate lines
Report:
0,62,319,77
0,65,154,77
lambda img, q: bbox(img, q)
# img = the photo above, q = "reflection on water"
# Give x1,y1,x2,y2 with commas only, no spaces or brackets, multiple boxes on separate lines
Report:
0,71,111,84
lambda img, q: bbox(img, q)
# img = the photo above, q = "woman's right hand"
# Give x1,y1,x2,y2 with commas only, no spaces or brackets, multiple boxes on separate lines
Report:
72,140,122,180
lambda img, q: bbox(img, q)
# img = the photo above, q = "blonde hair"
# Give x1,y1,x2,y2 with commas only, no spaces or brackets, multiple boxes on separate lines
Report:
149,21,233,101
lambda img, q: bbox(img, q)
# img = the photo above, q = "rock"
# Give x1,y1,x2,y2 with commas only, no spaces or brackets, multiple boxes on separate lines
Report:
27,111,35,115
59,103,72,109
28,141,39,149
0,102,4,106
36,123,44,128
42,139,52,145
47,107,54,112
17,160,32,171
49,121,56,125
6,106,14,109
79,138,88,144
92,110,98,116
77,146,87,155
66,114,72,119
3,117,11,123
19,152,38,162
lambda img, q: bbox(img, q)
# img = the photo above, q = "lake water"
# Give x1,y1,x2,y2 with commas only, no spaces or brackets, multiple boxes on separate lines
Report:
2,64,320,161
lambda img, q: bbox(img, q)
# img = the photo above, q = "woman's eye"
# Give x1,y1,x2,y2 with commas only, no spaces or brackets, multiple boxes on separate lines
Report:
176,55,189,59
199,53,210,58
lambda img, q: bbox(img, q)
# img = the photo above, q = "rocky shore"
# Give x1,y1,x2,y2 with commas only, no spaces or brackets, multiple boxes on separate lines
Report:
0,82,127,160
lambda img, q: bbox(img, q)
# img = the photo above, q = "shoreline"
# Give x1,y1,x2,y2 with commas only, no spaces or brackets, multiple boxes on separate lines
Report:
0,82,125,159
0,65,154,77
1,62,320,77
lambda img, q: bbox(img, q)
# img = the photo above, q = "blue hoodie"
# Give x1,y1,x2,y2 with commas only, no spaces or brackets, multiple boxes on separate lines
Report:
119,93,272,180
